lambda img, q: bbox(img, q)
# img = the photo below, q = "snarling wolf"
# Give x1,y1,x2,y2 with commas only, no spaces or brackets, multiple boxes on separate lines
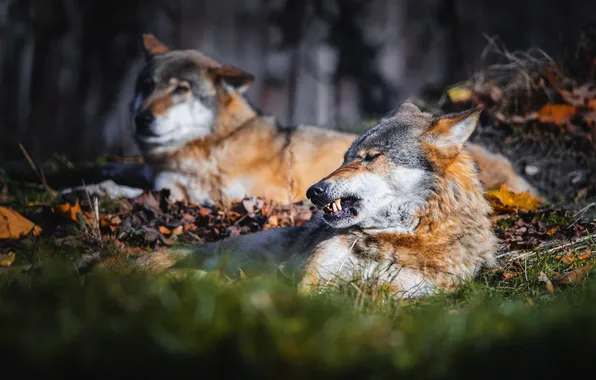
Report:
131,34,537,206
139,103,498,298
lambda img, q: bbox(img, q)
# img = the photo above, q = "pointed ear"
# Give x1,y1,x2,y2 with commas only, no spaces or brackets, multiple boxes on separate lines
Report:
209,65,255,94
381,102,421,120
393,102,421,116
425,105,483,154
142,33,169,58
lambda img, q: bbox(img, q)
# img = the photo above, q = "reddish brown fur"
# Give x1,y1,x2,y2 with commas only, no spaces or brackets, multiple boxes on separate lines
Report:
298,114,496,294
139,34,536,206
139,106,499,298
143,34,169,55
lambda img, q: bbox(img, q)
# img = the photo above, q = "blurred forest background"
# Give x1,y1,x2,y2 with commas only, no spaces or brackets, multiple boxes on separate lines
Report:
0,0,595,163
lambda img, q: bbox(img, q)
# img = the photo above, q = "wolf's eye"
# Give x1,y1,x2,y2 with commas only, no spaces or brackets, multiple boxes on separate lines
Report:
362,153,381,162
173,84,190,95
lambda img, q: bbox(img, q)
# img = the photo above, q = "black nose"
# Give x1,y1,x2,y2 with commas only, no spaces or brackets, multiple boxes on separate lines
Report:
135,110,154,129
306,181,328,201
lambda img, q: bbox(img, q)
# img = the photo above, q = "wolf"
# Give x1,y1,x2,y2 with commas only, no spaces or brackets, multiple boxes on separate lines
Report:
130,34,537,207
139,103,498,298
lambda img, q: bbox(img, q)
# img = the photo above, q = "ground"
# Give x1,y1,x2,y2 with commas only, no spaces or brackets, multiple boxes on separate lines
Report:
1,43,596,377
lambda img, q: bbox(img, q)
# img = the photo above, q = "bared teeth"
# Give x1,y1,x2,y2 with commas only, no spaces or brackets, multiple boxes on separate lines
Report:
334,199,342,211
323,200,343,214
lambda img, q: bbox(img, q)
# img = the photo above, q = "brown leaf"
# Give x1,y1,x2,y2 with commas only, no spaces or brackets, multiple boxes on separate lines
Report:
578,248,593,262
263,215,279,230
552,265,593,286
503,271,520,280
555,253,576,265
172,225,184,236
0,251,15,267
182,213,196,224
538,271,555,294
0,206,42,239
555,249,593,265
55,199,83,223
536,104,576,125
159,235,175,246
158,226,172,235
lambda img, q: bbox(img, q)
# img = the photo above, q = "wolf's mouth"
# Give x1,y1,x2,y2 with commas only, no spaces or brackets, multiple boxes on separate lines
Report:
322,196,359,219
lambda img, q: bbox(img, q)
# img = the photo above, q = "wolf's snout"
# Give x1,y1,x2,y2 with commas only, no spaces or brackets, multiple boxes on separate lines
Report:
306,181,329,203
135,110,155,130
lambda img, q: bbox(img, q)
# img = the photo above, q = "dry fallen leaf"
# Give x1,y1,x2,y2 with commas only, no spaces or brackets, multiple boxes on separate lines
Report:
555,248,592,265
158,226,172,235
0,206,42,239
503,271,520,280
578,248,593,262
446,86,473,103
172,225,184,236
555,253,576,265
536,104,576,125
0,251,15,267
552,265,593,286
486,186,542,213
55,199,83,224
538,271,555,294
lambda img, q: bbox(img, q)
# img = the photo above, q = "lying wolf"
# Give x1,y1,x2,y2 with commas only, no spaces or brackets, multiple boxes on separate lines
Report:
140,103,497,298
130,34,537,206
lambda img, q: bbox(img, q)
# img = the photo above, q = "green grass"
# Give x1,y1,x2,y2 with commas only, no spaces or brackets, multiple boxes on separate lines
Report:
1,244,596,378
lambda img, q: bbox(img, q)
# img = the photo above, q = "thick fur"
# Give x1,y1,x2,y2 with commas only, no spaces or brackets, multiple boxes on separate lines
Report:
138,104,498,298
132,34,537,206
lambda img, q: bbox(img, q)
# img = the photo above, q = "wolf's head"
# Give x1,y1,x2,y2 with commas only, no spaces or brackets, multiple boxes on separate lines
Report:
131,34,255,155
306,103,483,231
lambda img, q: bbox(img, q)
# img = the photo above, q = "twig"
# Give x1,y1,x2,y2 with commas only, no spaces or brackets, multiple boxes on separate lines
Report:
18,143,56,196
82,180,102,243
568,203,596,229
498,234,594,262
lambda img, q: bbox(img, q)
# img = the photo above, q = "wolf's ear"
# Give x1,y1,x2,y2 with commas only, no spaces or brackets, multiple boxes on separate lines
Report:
142,33,169,58
381,102,421,120
209,65,255,94
425,105,483,154
393,102,421,116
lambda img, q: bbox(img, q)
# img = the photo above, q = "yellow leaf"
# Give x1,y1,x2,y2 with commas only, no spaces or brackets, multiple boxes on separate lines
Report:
447,86,473,103
0,252,15,267
0,206,42,239
55,199,83,223
486,186,542,212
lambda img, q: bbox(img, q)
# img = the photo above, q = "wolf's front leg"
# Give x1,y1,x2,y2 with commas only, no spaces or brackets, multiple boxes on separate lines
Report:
153,171,215,206
298,237,362,294
298,237,435,298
